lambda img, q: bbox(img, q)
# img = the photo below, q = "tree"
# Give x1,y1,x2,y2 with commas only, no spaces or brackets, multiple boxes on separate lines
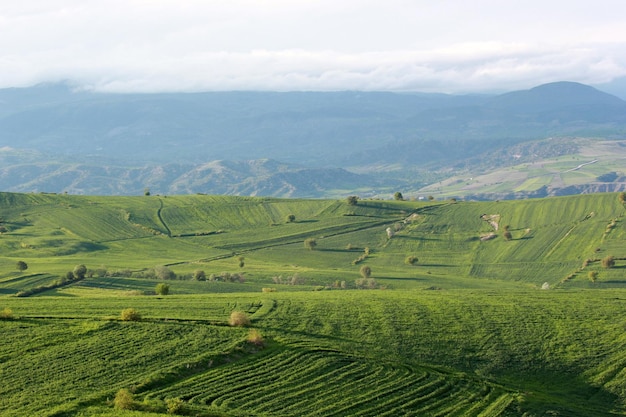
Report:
304,238,317,250
503,230,513,241
237,256,245,268
155,265,176,280
144,187,151,196
602,255,616,269
360,265,372,278
346,196,359,206
114,388,135,410
393,191,404,201
405,256,418,265
588,271,598,282
619,192,626,205
73,264,87,280
427,195,434,201
193,270,206,281
155,283,170,295
16,261,28,272
286,214,296,223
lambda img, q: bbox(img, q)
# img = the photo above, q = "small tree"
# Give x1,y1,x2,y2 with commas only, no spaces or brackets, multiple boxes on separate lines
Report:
247,329,265,346
428,195,434,201
73,264,87,280
155,265,176,280
360,265,372,278
155,283,170,296
602,255,616,269
144,187,151,196
16,261,28,272
394,191,404,201
503,230,513,241
120,308,141,321
237,256,245,268
346,196,359,206
114,388,135,410
229,311,250,327
193,270,206,281
588,271,599,282
286,214,296,223
166,397,184,414
619,192,626,205
405,256,418,265
304,238,317,250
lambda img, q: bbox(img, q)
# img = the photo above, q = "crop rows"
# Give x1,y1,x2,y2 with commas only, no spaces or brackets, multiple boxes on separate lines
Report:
141,346,511,416
0,318,241,416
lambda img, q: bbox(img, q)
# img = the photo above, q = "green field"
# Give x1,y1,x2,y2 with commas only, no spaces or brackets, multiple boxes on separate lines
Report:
1,191,625,416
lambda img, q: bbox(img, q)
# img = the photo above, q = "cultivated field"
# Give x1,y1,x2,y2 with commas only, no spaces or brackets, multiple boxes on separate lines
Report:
0,191,625,416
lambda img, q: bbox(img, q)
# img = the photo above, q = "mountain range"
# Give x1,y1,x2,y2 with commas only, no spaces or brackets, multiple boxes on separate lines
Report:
0,81,625,198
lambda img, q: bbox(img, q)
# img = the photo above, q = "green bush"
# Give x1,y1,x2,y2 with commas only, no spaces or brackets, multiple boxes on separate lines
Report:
113,388,135,410
155,283,170,296
120,308,142,322
0,308,14,320
405,256,419,265
166,397,184,414
229,311,251,327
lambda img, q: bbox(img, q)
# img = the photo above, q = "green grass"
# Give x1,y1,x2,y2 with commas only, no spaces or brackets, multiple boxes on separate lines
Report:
0,191,626,416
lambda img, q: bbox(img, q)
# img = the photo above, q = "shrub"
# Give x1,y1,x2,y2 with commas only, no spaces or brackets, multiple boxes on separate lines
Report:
155,265,176,280
588,271,599,282
247,329,265,346
120,308,142,321
619,192,626,204
155,283,170,296
503,230,513,241
262,288,276,293
229,311,250,327
0,308,14,320
602,255,616,269
346,195,359,205
286,214,296,222
73,264,87,280
166,397,184,414
237,256,245,268
304,238,317,250
393,191,404,201
405,256,419,265
355,278,378,289
193,270,206,281
359,265,372,278
113,388,135,410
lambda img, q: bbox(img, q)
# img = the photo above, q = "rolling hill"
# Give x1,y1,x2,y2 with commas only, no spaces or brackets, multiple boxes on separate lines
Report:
0,81,624,197
0,191,625,416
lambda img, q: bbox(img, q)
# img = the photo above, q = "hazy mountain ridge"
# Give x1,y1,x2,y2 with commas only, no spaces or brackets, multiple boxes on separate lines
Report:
0,81,625,197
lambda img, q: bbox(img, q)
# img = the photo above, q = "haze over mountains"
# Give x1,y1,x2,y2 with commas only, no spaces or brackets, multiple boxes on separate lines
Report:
1,81,625,198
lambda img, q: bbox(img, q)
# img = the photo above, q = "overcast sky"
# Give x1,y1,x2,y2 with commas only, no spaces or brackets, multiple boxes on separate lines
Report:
1,0,625,93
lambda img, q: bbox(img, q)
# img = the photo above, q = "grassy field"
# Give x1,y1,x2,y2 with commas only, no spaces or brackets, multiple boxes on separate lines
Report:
0,191,625,416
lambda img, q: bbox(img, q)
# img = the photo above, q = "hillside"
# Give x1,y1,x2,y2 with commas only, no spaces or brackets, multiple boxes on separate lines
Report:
0,192,625,416
0,82,624,197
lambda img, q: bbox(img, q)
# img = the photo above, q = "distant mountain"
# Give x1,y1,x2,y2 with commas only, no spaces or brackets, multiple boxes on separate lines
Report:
0,82,624,197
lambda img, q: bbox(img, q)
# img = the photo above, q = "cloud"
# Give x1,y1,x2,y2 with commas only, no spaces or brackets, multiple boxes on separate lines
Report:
0,1,625,93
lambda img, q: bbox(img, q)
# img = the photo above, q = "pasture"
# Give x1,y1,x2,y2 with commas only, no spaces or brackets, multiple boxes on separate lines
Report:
0,191,625,416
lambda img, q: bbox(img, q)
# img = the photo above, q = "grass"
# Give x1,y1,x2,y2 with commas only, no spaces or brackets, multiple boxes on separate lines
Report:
0,191,625,415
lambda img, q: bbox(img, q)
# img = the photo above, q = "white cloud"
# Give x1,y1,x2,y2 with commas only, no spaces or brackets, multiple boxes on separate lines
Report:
0,1,625,93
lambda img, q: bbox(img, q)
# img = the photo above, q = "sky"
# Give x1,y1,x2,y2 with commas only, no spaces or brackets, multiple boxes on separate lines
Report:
1,0,625,94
